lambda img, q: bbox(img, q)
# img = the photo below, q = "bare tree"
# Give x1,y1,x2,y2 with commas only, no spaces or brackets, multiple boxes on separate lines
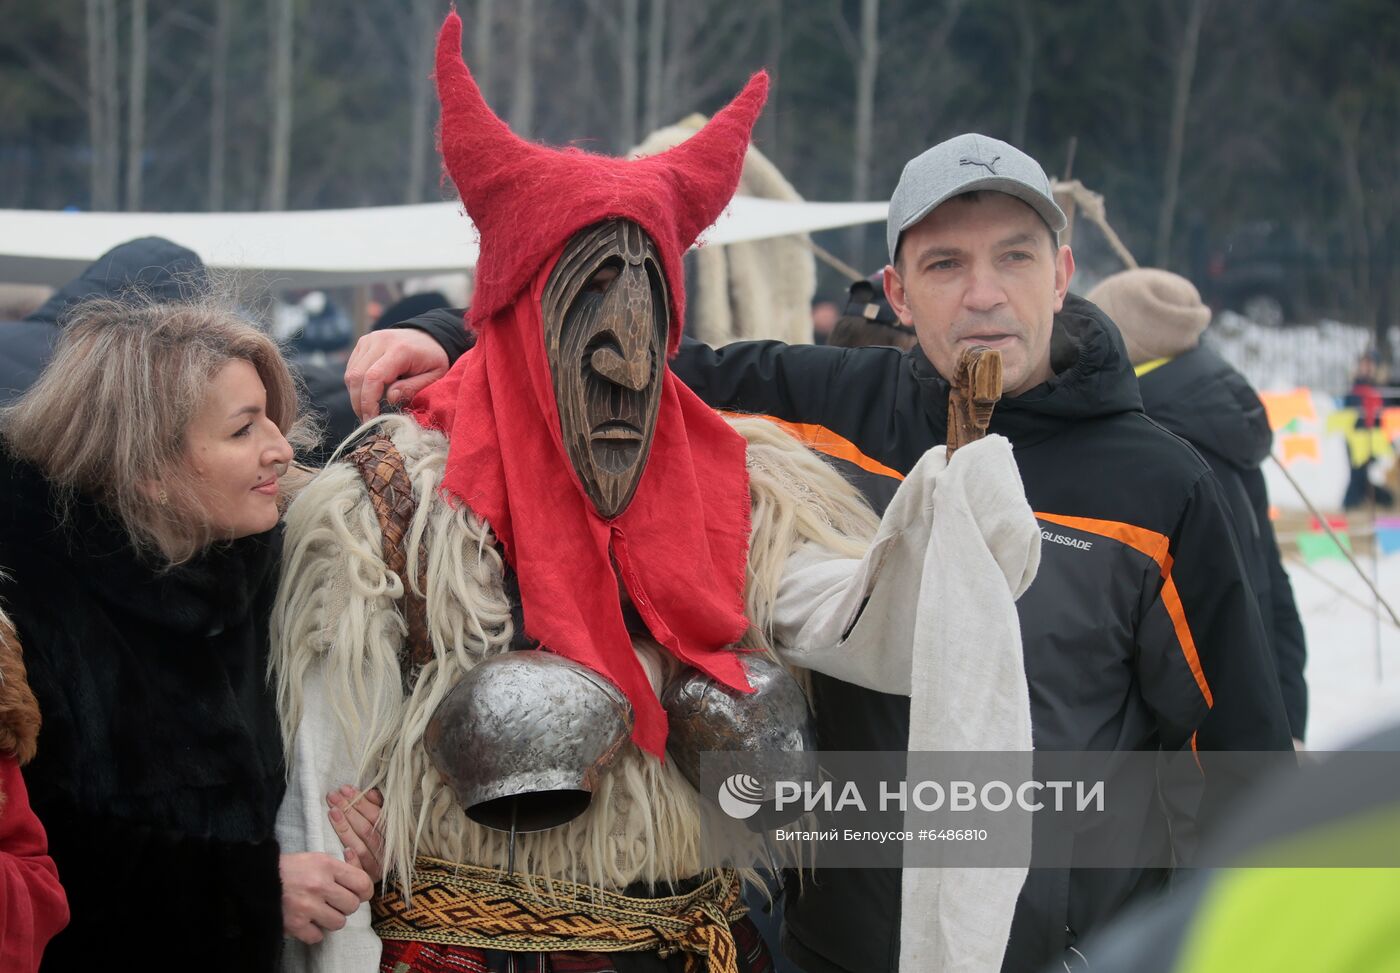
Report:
567,6,603,143
643,0,667,134
86,0,120,210
1333,101,1372,329
619,0,640,150
404,0,437,203
208,0,230,210
508,0,536,136
833,0,880,262
758,0,783,160
656,1,766,124
265,0,294,210
125,0,147,211
1010,0,1034,147
474,0,496,100
1155,0,1207,268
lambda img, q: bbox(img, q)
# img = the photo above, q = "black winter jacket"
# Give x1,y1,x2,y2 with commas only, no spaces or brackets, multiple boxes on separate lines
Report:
410,296,1295,973
0,450,286,971
1137,346,1307,738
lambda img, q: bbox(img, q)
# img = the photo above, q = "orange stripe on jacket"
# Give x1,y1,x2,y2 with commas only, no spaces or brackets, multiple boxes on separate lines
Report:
721,412,906,482
1036,512,1214,709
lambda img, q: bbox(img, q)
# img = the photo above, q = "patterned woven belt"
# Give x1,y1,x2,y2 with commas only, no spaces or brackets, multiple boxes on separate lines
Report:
372,858,748,973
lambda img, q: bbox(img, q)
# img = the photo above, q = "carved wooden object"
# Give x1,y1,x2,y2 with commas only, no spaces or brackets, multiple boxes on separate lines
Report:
946,346,1004,455
542,219,668,519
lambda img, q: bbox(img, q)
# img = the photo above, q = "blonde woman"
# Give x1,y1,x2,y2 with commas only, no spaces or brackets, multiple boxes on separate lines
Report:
0,294,371,971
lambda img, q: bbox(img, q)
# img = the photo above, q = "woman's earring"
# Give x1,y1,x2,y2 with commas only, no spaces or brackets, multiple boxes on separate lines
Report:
157,489,169,506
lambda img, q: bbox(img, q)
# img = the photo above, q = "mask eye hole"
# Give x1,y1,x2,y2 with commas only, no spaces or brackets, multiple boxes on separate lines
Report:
583,259,623,294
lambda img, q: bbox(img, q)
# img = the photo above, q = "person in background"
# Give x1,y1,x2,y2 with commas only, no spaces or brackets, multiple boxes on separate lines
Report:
1087,268,1309,745
0,238,361,465
828,272,918,352
1339,349,1395,511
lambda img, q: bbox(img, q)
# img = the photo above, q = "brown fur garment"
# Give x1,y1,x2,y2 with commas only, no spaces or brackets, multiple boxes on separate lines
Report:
0,609,42,768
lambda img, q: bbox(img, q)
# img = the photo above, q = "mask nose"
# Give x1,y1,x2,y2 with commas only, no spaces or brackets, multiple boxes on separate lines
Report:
590,344,651,391
589,266,654,392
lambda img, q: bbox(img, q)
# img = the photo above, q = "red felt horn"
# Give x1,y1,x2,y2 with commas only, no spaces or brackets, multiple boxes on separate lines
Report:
430,10,768,346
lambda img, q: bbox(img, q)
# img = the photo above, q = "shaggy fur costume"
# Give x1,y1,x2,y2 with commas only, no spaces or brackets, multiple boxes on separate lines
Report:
273,414,877,904
0,449,286,972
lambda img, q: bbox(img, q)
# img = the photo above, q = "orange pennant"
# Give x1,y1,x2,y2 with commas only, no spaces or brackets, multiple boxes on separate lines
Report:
1280,434,1321,465
1259,388,1317,431
1382,407,1400,443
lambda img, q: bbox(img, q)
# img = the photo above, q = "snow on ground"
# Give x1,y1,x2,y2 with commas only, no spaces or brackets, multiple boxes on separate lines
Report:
1288,553,1400,748
1201,312,1400,745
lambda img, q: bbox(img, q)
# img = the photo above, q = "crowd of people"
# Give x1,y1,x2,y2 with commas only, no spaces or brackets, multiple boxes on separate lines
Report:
1,10,1382,973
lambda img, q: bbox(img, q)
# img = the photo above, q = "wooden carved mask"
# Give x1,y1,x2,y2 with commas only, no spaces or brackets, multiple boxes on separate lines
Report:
542,219,669,519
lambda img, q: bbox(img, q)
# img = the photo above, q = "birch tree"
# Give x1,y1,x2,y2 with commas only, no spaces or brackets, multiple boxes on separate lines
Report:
85,0,120,210
643,0,667,134
833,0,880,263
404,0,437,203
208,0,230,210
265,0,293,210
508,0,536,137
619,0,640,150
125,0,147,211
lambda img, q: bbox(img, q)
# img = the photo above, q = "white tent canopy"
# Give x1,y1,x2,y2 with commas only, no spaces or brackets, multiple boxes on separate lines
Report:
0,197,889,289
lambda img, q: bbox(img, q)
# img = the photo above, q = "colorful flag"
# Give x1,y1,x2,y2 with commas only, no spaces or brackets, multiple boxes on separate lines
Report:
1296,530,1352,564
1382,407,1400,443
1378,527,1400,557
1327,408,1360,436
1260,388,1318,431
1280,434,1321,465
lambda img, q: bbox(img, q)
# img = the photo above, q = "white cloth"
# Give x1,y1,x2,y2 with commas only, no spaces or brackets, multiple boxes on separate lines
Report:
772,435,1040,973
277,666,385,973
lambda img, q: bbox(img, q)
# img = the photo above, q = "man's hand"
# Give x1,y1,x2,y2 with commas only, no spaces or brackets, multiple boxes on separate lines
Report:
279,851,374,945
344,329,449,420
328,785,385,884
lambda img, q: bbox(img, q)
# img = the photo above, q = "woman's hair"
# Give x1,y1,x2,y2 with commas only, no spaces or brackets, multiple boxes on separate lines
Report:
1,290,310,564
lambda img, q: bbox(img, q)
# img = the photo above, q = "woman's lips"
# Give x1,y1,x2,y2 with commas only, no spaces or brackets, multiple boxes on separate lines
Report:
252,479,279,496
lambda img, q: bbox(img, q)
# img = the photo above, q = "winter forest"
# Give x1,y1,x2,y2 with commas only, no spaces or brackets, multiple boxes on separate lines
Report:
2,0,1397,332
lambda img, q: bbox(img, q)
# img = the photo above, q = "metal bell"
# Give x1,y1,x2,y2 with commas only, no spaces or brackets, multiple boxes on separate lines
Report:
425,650,634,833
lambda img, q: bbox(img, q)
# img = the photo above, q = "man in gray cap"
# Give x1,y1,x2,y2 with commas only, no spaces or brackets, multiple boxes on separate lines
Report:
881,133,1071,400
344,132,1294,973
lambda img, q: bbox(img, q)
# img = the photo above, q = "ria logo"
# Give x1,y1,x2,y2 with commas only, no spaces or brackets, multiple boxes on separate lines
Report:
717,773,765,819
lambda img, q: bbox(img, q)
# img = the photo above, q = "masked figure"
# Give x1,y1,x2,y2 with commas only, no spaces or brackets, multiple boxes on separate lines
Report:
273,12,1041,973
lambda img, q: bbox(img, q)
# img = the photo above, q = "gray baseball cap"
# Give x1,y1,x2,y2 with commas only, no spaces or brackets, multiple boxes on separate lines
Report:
886,133,1067,263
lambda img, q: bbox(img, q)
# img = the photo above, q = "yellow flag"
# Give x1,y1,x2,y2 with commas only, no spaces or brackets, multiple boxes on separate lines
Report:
1327,408,1360,435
